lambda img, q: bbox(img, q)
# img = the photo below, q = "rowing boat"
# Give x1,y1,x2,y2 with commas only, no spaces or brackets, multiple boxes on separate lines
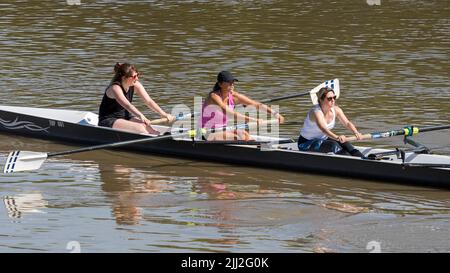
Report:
0,105,449,188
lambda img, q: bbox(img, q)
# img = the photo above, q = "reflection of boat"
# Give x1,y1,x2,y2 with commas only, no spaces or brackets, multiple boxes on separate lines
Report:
0,105,449,188
3,193,47,219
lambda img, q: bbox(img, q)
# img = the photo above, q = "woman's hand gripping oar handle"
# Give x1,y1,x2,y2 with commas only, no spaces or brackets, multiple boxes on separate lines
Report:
345,133,373,142
150,112,196,125
149,117,171,125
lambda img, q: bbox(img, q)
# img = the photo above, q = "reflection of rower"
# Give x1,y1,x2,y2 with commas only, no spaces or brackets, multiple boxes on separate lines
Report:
3,193,47,219
194,177,237,200
99,164,173,226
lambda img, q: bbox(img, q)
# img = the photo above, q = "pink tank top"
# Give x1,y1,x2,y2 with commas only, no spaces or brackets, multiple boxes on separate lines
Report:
200,91,235,129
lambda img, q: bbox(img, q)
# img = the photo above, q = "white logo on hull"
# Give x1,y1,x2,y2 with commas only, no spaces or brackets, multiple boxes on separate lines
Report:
0,117,50,133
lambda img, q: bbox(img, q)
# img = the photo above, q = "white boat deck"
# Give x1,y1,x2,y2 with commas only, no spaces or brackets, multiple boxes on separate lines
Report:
0,105,99,125
0,105,172,135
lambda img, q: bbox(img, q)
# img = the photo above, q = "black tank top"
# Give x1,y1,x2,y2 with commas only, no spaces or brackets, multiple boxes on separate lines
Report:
98,82,134,121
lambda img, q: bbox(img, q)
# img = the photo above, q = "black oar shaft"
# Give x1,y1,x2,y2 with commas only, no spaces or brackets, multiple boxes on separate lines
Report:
47,120,277,158
419,124,450,133
347,124,450,142
48,134,173,157
261,91,310,103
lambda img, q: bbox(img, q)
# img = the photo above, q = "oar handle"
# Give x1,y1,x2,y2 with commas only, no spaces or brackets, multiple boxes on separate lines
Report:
345,133,372,142
206,119,278,134
149,117,169,125
150,112,197,125
241,119,279,130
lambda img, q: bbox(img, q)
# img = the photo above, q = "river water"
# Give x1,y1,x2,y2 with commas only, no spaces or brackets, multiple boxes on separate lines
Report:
0,0,449,252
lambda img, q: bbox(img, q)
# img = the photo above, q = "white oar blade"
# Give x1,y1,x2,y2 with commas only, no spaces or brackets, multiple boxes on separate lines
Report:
3,151,48,173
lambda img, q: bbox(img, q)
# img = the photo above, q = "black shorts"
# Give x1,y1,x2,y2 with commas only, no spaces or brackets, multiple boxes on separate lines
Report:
98,117,118,128
98,115,136,128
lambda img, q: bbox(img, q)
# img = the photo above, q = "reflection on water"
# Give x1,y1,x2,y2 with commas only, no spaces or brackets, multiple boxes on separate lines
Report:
0,149,449,252
3,193,47,219
100,164,176,225
0,0,449,252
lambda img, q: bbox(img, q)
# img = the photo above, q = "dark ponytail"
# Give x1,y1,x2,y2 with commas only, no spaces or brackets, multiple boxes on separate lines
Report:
212,82,221,92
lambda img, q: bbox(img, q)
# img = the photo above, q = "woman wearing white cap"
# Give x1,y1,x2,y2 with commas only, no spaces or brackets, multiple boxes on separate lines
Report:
298,87,364,157
200,71,284,141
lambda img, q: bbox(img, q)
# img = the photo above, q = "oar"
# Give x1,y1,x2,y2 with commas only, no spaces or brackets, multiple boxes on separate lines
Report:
149,112,198,125
346,124,450,142
259,90,311,103
261,79,339,104
3,119,278,173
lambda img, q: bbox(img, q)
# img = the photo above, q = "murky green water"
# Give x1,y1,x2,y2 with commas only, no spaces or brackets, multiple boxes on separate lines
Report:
0,0,449,252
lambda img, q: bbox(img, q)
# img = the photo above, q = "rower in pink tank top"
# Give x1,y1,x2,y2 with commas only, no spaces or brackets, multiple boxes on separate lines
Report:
200,91,235,129
198,71,284,141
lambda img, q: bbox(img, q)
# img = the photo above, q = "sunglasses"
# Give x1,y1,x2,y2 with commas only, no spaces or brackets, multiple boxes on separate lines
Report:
130,73,140,80
326,96,337,101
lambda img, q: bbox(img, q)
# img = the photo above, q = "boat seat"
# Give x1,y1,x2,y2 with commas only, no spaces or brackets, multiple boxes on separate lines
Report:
78,112,99,126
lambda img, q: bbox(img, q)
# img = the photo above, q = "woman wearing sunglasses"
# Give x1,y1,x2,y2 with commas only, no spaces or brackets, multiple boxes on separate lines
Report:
297,87,364,157
98,63,174,134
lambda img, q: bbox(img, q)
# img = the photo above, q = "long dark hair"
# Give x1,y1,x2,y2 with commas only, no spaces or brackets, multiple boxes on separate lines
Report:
110,63,138,84
212,82,221,92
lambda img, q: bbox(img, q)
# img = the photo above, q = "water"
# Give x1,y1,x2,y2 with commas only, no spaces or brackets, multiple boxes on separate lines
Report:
0,0,449,252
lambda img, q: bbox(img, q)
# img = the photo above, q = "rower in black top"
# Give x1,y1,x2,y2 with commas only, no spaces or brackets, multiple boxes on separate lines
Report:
97,63,174,135
99,81,135,127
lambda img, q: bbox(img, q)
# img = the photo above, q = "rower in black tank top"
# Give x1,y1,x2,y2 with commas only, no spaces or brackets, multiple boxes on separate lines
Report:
98,82,135,128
